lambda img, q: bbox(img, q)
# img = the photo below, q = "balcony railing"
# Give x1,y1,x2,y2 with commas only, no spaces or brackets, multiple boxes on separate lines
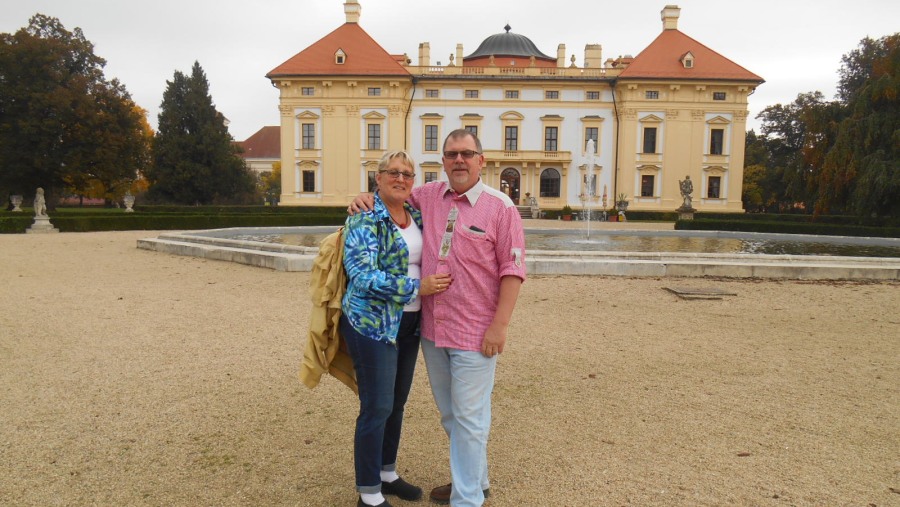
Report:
409,65,620,79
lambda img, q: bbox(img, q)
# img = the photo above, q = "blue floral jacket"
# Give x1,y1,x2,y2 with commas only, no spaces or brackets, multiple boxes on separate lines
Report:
341,193,423,345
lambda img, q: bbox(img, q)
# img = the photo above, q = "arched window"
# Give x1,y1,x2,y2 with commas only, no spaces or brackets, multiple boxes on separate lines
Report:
540,168,561,198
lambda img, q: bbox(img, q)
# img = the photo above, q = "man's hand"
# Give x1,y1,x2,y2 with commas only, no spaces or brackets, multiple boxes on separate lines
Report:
481,322,507,358
347,193,375,215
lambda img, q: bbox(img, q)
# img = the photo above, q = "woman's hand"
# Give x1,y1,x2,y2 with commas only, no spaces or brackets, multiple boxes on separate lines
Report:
419,273,452,296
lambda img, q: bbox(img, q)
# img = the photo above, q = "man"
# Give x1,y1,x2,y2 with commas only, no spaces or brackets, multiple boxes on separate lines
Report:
351,129,525,506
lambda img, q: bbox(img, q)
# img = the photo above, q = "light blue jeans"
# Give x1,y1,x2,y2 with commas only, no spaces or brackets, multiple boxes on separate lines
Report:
421,338,496,507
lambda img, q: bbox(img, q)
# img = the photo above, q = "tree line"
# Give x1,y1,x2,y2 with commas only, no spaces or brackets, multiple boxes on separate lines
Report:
0,14,260,209
743,34,899,218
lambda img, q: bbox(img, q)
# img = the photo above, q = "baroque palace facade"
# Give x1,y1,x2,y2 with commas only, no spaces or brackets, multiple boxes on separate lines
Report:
267,1,763,212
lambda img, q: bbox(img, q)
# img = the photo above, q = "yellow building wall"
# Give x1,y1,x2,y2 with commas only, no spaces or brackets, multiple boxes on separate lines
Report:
614,81,751,213
273,78,413,206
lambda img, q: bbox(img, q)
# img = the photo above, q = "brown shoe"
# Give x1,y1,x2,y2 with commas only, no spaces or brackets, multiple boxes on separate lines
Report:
429,483,490,504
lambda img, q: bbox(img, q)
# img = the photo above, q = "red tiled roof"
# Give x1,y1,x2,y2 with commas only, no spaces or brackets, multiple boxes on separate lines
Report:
237,126,281,159
618,29,763,82
267,23,411,77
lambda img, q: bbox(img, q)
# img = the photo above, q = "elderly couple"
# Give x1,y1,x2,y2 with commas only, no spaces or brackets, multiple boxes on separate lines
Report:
340,129,526,507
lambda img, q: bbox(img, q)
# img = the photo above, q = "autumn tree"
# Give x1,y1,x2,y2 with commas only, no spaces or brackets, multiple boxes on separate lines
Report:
260,161,281,205
750,34,899,217
0,14,149,208
146,61,257,205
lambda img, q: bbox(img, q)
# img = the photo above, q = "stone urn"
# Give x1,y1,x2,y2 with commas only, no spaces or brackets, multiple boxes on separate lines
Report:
10,195,23,212
123,192,135,212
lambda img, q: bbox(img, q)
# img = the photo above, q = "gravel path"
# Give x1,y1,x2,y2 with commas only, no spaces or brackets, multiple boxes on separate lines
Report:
1,230,898,506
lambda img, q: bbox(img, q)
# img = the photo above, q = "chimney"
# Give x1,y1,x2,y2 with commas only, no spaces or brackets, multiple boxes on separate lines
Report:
557,44,566,68
344,0,361,23
456,44,464,65
584,44,602,68
418,42,431,67
661,5,680,30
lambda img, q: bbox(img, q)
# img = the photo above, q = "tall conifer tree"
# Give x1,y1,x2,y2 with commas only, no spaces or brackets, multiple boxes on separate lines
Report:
148,61,256,204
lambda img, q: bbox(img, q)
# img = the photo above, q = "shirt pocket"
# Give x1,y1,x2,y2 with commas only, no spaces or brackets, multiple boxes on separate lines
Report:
454,224,495,263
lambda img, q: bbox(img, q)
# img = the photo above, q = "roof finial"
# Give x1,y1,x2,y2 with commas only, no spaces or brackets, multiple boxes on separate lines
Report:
504,24,511,33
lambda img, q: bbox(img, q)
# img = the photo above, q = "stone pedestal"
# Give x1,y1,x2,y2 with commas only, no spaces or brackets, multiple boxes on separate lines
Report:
10,195,23,212
27,216,59,234
677,206,696,221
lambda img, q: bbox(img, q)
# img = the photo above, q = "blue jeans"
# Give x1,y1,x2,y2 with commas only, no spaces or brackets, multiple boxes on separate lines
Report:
421,338,497,507
340,312,420,494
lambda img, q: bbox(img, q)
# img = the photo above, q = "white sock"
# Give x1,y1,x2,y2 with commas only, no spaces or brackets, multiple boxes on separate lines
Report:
360,492,385,506
380,470,400,483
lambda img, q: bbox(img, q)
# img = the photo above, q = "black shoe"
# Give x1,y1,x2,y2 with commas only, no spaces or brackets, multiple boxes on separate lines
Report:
382,477,424,501
358,496,393,507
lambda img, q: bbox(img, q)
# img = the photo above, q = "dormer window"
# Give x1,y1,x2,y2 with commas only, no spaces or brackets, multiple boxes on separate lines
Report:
335,49,346,65
681,51,694,69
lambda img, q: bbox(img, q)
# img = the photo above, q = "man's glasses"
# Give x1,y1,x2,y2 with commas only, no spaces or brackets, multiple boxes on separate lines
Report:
443,150,481,160
379,169,416,181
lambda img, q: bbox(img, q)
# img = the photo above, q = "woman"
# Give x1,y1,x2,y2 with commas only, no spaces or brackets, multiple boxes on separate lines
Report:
340,150,451,507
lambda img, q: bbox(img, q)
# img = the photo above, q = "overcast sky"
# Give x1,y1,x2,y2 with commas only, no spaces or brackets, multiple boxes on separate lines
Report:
4,0,898,140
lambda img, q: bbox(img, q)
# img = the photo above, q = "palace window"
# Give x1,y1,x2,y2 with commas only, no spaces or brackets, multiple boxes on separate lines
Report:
367,171,377,192
586,91,600,100
367,87,381,96
545,90,559,100
641,174,655,197
585,127,598,151
544,127,558,151
465,90,479,98
464,125,478,137
302,123,315,149
504,126,518,151
301,87,314,96
713,92,726,101
424,171,438,183
302,170,316,192
540,168,561,198
645,90,659,99
710,128,724,155
367,124,381,150
425,125,439,152
425,89,439,98
642,127,657,154
708,176,721,198
505,90,520,99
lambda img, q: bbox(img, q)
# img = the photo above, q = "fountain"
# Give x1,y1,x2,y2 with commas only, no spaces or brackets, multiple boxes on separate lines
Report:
137,225,900,281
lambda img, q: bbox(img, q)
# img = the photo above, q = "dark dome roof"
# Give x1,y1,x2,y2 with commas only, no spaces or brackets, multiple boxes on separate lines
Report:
465,24,553,60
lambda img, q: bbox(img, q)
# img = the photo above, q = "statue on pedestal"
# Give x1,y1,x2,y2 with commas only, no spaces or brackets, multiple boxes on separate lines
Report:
678,176,694,211
34,187,48,217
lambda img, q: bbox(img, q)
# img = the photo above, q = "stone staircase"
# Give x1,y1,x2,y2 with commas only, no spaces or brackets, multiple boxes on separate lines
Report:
516,205,532,219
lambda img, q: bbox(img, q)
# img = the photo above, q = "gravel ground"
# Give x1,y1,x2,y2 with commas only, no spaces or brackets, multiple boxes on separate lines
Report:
1,230,898,506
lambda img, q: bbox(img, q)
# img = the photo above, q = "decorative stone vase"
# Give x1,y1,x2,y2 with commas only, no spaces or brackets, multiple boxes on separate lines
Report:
10,195,23,212
123,192,135,212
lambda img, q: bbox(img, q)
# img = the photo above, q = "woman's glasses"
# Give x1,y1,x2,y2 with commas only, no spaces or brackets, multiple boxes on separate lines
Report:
379,169,416,181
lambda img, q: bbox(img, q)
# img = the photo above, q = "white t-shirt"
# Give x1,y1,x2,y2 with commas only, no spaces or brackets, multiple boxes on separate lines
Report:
395,214,423,312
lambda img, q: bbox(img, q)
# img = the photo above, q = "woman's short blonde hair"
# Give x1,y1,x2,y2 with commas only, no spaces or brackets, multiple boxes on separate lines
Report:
377,150,416,172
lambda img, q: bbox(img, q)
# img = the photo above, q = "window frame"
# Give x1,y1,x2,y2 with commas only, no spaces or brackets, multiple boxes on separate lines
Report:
424,124,439,152
367,123,382,150
539,168,561,198
301,123,315,150
301,170,316,193
504,126,518,151
367,87,381,96
642,127,657,154
645,90,660,100
709,128,724,155
640,174,655,197
544,126,558,152
505,90,520,99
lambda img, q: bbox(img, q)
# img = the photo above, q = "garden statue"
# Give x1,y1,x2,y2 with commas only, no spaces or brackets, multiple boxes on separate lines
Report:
678,176,694,210
33,188,48,217
26,187,58,233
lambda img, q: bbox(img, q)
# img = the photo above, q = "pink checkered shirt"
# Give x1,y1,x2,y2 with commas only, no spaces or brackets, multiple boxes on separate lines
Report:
410,179,526,351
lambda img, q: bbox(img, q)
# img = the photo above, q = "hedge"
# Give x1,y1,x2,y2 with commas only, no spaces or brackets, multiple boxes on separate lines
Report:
1,211,346,233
